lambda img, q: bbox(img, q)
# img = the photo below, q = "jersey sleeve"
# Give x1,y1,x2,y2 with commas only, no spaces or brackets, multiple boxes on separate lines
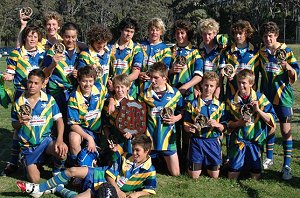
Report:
132,45,144,69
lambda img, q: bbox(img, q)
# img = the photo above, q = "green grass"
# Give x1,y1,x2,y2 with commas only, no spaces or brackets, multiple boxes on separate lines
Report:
1,48,300,197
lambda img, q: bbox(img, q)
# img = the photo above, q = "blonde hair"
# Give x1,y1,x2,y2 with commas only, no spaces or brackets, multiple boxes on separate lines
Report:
112,74,131,88
198,18,219,34
43,11,63,27
237,69,255,85
148,18,166,35
202,71,219,86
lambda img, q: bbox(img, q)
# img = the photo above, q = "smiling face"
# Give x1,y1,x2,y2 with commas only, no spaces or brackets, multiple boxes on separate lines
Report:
114,83,130,100
132,144,149,164
62,29,77,50
263,32,278,49
46,19,60,37
25,31,39,50
78,76,94,96
148,26,162,44
201,79,218,99
175,28,189,46
234,30,247,46
237,77,253,97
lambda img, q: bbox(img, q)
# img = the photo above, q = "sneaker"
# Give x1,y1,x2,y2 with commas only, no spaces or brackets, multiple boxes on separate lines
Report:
44,184,64,194
282,165,292,180
16,181,43,198
262,158,274,170
0,162,18,176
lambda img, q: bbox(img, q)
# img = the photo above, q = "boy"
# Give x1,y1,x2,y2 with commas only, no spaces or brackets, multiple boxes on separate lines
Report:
17,134,157,198
226,69,276,179
67,66,107,165
110,18,143,98
183,72,226,179
78,25,113,87
12,69,68,182
259,21,299,180
139,62,183,176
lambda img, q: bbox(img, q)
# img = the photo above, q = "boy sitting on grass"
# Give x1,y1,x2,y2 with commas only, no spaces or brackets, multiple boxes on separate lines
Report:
17,134,157,198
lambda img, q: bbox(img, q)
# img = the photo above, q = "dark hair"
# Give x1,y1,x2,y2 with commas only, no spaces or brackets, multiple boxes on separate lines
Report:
118,18,139,32
149,62,168,78
61,22,79,35
28,69,45,82
132,134,152,152
96,183,118,198
172,19,194,41
260,21,280,37
77,66,97,81
87,25,113,45
21,25,42,46
231,20,254,40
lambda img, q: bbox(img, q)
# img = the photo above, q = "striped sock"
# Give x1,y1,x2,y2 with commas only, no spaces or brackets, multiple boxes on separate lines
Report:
39,171,70,192
283,140,293,167
56,185,78,198
266,134,275,159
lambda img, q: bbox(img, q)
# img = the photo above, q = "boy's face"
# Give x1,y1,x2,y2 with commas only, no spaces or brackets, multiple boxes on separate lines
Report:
78,76,94,95
175,28,188,45
132,144,149,164
263,32,278,48
62,29,77,50
120,27,135,43
25,31,39,49
27,75,43,96
234,30,247,45
150,71,166,89
148,26,162,43
114,84,129,99
201,30,217,45
200,79,217,98
92,41,107,53
46,19,59,37
237,78,253,96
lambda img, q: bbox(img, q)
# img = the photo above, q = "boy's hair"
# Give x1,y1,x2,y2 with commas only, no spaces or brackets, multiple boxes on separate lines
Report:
61,22,79,36
43,11,63,27
21,25,42,45
172,19,194,41
132,134,152,152
87,25,113,45
77,66,97,81
198,18,219,34
148,18,166,35
236,69,255,85
28,69,45,83
201,71,219,86
112,74,131,88
259,21,280,37
231,20,254,39
96,182,118,198
149,62,168,78
118,18,139,32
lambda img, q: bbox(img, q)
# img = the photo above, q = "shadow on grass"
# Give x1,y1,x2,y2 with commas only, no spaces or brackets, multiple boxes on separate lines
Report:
262,169,300,189
237,180,260,198
0,192,30,197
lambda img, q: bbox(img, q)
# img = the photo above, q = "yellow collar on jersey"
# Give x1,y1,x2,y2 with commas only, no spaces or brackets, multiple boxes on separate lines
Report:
114,40,134,50
126,156,152,170
233,88,257,104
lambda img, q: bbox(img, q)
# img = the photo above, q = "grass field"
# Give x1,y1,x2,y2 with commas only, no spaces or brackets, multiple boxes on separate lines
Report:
1,46,300,198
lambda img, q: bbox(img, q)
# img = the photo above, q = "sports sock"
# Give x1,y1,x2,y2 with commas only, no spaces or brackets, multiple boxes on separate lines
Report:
266,134,275,160
39,171,70,192
283,140,293,167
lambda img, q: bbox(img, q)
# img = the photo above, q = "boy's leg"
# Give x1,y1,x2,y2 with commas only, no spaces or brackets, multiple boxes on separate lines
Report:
204,138,222,179
46,140,68,174
164,151,180,176
69,131,83,164
248,143,262,180
263,129,275,170
1,130,19,176
281,122,293,180
228,145,245,179
26,164,41,183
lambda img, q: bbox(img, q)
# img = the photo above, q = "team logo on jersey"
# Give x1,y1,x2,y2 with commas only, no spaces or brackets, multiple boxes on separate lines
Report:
166,96,172,101
211,106,217,112
41,103,47,109
126,50,131,55
155,48,161,53
94,96,99,102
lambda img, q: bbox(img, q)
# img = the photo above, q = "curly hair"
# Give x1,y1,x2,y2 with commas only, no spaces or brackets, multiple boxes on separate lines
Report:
148,18,166,35
21,25,42,45
118,18,139,32
43,11,63,27
259,21,280,37
231,20,254,40
198,18,219,34
87,25,113,45
172,19,194,41
77,66,97,81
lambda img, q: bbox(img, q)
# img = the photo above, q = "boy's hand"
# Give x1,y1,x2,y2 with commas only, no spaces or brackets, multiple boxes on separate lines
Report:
117,189,127,198
207,119,218,128
250,100,259,112
72,69,78,78
123,132,132,139
87,137,97,152
19,114,31,125
55,140,68,158
281,61,291,71
183,124,196,133
172,63,184,73
163,115,178,125
52,53,65,65
3,73,14,81
108,98,116,115
127,193,139,198
107,139,118,152
139,72,150,82
107,79,114,92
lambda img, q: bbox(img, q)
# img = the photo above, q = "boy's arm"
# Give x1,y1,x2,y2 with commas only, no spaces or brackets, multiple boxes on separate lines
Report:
127,191,150,198
55,117,68,157
252,100,276,128
70,124,96,152
105,174,127,198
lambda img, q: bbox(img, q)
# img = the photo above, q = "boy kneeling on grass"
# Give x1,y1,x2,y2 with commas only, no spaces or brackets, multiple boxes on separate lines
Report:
17,134,157,198
226,69,277,179
184,71,226,179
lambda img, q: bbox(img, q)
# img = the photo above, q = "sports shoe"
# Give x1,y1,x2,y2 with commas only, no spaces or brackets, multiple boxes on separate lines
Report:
262,158,274,170
16,181,43,198
282,165,292,180
0,162,18,176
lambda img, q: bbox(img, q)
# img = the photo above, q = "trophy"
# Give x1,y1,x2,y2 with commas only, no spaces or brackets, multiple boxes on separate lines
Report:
240,103,254,125
95,66,103,78
174,55,187,66
193,114,209,131
160,107,174,119
274,49,286,65
19,104,32,116
223,64,235,77
20,7,33,18
53,43,65,54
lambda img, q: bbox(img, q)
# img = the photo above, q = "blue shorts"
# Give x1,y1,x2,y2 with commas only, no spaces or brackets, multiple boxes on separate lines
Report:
82,167,106,193
229,141,261,173
20,136,53,166
188,137,222,170
273,105,293,123
150,150,176,158
82,128,101,145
